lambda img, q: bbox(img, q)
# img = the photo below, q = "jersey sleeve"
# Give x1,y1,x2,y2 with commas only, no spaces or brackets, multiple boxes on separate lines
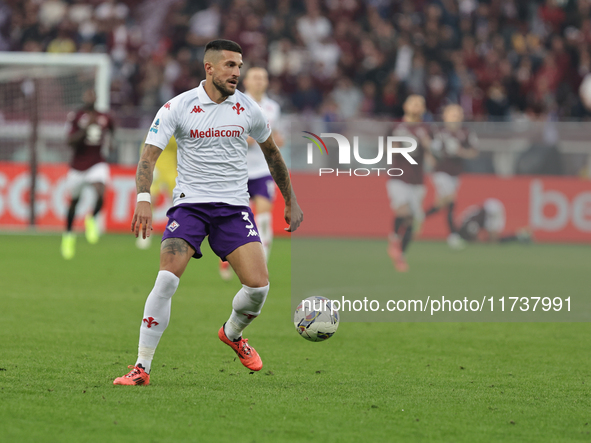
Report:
145,102,178,150
248,103,272,144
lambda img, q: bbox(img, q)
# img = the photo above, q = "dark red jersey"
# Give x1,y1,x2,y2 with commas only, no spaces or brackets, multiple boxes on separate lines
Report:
67,109,114,171
432,127,478,177
390,121,431,185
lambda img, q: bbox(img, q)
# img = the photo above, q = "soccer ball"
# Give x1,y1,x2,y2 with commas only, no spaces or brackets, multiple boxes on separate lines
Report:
293,296,339,342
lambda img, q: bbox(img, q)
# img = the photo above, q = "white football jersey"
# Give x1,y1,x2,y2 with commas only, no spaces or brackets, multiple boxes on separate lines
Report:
145,81,272,207
246,93,281,180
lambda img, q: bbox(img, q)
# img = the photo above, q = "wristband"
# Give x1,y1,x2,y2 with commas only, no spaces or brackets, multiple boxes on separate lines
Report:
137,192,151,203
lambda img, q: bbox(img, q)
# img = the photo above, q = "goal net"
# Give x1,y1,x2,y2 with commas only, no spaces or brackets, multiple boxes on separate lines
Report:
0,52,111,226
0,52,111,164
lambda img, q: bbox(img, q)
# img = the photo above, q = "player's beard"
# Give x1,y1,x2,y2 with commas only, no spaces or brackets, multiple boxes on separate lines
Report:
212,75,236,98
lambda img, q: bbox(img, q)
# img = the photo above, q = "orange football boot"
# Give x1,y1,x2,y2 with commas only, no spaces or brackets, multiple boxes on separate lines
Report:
218,324,263,371
113,365,150,386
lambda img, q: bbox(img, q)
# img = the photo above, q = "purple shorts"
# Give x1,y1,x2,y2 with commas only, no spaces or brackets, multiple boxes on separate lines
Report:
248,175,275,201
161,203,261,261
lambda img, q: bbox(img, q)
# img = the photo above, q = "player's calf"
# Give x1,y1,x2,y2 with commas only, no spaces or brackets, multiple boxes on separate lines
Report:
225,283,269,340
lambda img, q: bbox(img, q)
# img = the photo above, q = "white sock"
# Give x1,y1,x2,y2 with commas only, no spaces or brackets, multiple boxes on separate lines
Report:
136,270,179,373
255,212,273,262
225,283,270,341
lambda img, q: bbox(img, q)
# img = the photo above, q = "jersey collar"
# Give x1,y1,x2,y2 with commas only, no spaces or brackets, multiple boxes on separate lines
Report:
197,80,238,105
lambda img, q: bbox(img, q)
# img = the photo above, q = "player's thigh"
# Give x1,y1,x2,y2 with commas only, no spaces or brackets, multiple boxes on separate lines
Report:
159,238,195,278
208,206,268,287
433,172,458,201
253,195,273,214
66,169,85,199
386,179,412,217
159,204,210,277
248,176,275,214
90,182,106,196
226,241,268,288
85,162,110,186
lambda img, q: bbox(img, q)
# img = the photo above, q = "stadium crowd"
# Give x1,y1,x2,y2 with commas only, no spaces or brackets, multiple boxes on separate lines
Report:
3,0,591,121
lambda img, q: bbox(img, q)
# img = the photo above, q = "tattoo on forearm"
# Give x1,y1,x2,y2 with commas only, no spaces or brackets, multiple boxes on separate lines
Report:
264,146,292,204
161,238,192,257
136,159,153,193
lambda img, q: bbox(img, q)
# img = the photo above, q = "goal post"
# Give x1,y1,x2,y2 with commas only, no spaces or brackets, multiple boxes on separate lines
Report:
0,52,111,227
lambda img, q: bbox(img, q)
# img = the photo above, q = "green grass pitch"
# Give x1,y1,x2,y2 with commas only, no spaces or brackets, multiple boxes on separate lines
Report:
1,234,590,442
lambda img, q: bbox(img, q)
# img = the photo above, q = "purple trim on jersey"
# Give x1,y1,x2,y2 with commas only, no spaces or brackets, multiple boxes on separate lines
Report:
247,175,275,200
161,203,261,261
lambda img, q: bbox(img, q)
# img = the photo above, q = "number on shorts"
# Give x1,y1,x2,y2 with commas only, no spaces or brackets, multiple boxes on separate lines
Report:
242,211,254,229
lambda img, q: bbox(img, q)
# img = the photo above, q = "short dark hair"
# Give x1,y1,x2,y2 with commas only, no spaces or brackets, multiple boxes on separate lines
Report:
205,39,242,55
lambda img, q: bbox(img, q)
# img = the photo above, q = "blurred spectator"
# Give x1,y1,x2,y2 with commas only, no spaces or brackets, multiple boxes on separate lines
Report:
331,77,362,119
291,74,322,113
46,22,76,53
4,0,591,121
187,3,220,47
297,0,332,48
359,81,376,116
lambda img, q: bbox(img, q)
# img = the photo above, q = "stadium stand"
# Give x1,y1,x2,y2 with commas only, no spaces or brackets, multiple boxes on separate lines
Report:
3,0,591,121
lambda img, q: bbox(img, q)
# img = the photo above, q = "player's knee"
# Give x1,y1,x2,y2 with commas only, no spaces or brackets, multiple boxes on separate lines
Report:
242,275,269,289
159,238,193,277
153,270,180,299
93,182,106,195
233,283,270,315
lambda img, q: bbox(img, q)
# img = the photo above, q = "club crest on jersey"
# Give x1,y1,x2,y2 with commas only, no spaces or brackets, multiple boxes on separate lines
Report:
167,220,180,232
191,106,204,113
150,118,160,134
233,102,245,115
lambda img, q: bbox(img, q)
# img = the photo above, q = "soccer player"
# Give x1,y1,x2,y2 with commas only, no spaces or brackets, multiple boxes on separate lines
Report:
386,95,432,272
61,89,115,260
425,104,478,249
457,198,531,244
219,67,283,279
113,40,303,386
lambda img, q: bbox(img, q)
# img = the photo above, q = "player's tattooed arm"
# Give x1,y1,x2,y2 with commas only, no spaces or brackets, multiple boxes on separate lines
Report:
136,144,162,193
259,135,292,203
132,144,162,238
259,135,304,232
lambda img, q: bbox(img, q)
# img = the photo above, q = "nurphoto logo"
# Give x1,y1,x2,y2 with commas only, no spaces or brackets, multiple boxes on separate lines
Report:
303,131,417,177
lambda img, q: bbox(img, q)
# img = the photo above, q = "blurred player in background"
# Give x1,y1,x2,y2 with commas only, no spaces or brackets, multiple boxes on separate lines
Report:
387,95,433,272
458,198,532,244
61,89,115,260
426,104,478,249
136,136,178,250
219,67,283,280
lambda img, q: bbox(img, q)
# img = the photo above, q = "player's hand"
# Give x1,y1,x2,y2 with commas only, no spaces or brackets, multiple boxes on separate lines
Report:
285,199,303,232
131,201,153,239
